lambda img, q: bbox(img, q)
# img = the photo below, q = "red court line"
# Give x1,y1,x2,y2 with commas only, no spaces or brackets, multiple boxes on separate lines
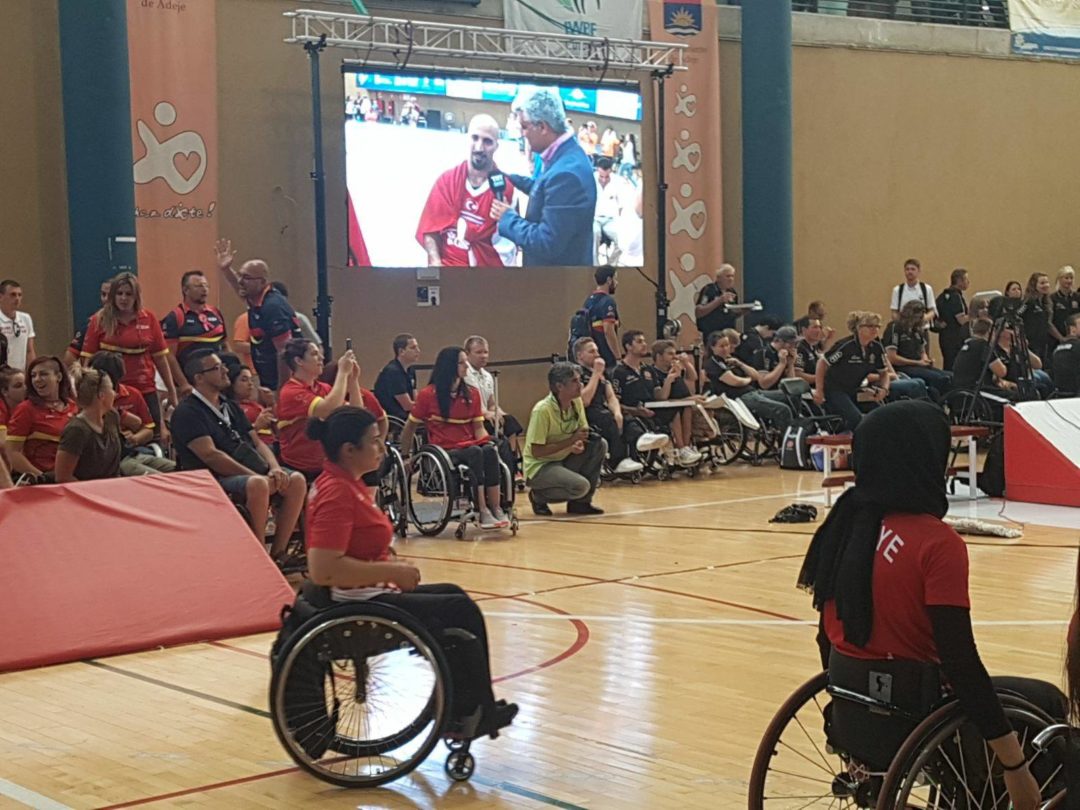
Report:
99,767,300,809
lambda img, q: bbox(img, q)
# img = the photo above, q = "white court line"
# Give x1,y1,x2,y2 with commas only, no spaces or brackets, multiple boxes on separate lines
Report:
549,489,827,521
0,778,74,810
483,612,1068,627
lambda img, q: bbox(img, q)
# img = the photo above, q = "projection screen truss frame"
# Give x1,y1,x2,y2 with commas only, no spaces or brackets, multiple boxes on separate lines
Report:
285,8,687,353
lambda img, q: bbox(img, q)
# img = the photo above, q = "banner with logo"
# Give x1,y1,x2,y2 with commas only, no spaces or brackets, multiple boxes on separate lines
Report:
646,0,724,340
1011,0,1080,58
127,0,219,315
504,0,644,40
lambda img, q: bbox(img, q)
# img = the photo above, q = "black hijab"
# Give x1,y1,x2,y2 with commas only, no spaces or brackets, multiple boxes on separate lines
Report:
797,400,951,648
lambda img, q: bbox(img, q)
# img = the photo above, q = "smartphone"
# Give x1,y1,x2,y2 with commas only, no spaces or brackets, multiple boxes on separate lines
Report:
345,338,352,351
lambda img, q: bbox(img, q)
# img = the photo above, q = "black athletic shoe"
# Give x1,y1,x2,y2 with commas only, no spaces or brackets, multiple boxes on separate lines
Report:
479,700,519,738
566,501,604,516
529,490,553,516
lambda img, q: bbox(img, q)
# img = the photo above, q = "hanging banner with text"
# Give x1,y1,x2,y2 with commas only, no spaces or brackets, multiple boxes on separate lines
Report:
127,0,219,315
504,0,644,39
1011,0,1080,58
646,0,724,340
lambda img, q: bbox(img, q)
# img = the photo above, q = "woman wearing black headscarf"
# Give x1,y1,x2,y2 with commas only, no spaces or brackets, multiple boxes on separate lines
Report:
798,400,1060,810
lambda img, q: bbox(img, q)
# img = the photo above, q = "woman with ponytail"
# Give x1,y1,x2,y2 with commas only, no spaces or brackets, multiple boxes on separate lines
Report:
303,405,518,738
798,400,1063,810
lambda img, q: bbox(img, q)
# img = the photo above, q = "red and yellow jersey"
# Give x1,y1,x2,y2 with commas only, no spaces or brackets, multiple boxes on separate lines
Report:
408,384,484,449
6,399,78,472
82,310,169,394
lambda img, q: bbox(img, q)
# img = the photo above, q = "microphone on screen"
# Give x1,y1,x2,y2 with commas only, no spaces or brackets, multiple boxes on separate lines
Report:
489,171,506,202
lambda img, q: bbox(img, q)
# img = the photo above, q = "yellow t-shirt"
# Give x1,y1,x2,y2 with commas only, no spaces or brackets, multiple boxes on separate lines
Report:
523,394,588,481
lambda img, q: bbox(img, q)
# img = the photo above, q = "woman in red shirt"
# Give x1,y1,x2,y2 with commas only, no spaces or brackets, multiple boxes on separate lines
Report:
4,355,78,481
0,366,27,462
81,273,179,436
277,339,365,476
798,401,1062,810
304,405,517,737
399,347,508,530
225,360,275,447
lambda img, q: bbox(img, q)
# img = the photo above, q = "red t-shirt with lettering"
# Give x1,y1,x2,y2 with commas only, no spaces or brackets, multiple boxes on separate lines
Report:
116,383,154,431
6,399,79,473
278,380,387,471
408,384,484,449
82,310,169,394
824,513,969,664
307,461,394,562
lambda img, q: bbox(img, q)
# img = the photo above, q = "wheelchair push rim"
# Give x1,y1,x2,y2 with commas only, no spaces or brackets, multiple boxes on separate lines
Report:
748,671,868,809
270,606,450,788
408,449,454,537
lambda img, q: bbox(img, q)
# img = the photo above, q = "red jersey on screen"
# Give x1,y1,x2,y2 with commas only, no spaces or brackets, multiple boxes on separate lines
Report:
6,399,78,472
307,461,394,562
81,311,169,394
239,399,273,445
824,512,970,664
415,162,514,267
408,384,484,449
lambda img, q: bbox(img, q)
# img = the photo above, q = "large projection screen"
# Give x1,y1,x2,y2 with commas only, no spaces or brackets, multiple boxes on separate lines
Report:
343,70,645,269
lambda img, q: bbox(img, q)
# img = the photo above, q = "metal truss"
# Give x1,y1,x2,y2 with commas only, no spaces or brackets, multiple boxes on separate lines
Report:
285,9,686,80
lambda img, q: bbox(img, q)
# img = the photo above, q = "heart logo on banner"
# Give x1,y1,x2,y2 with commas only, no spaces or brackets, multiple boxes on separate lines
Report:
173,151,202,182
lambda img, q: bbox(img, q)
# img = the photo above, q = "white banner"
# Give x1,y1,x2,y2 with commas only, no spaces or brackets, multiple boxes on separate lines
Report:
504,0,644,40
1011,0,1080,58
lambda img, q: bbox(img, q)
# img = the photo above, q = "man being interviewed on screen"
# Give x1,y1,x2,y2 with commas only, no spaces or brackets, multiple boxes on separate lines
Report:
415,114,518,267
490,87,597,267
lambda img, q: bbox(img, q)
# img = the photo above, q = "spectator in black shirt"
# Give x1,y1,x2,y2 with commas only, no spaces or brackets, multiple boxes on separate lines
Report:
1051,266,1080,347
573,337,662,475
994,325,1053,399
793,301,836,349
794,319,825,386
950,319,996,391
736,315,781,367
695,264,742,337
215,239,301,390
1052,314,1080,396
171,349,306,562
374,333,421,423
883,300,952,402
814,311,890,431
703,332,795,433
650,339,703,466
1021,272,1057,364
935,268,971,371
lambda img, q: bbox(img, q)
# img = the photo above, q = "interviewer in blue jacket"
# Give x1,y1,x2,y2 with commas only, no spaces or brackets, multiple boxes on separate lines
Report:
491,87,597,267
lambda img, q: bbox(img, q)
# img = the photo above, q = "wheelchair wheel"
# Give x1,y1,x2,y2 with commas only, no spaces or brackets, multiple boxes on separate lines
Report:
388,415,425,456
876,693,1061,809
270,602,451,789
749,672,872,809
408,448,454,537
379,445,409,538
709,409,746,466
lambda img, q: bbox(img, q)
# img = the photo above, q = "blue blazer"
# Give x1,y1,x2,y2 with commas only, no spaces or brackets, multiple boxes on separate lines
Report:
499,137,597,267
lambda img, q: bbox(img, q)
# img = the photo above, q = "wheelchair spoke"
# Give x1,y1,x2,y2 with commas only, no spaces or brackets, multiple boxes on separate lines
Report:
765,765,840,786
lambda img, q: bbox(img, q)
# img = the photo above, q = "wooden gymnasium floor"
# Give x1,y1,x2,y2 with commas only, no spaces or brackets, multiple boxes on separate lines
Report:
1,464,1077,809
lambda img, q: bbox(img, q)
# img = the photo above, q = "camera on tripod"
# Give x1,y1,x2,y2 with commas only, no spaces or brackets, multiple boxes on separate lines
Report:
986,293,1026,325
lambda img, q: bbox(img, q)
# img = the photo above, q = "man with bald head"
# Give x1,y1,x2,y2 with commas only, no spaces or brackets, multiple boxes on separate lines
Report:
215,239,301,389
415,114,516,267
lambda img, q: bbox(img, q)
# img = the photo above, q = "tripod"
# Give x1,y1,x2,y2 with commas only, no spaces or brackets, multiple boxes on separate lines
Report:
972,315,1038,408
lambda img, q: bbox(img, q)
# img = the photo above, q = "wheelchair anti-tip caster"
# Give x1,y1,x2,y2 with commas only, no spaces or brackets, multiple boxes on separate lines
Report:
445,750,475,782
510,517,519,536
454,525,466,540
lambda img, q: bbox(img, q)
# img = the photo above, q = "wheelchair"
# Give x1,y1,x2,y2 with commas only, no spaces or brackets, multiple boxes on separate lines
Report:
375,442,409,539
270,598,497,788
386,414,425,456
407,444,518,539
749,670,1064,809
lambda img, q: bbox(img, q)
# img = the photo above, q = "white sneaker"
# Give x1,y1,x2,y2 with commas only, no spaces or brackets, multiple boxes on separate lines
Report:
480,509,509,530
662,446,678,465
636,432,671,452
677,446,703,466
614,458,644,474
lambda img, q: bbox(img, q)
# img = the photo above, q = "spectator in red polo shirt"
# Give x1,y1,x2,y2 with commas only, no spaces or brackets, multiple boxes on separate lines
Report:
64,278,111,369
161,270,229,399
277,339,371,477
0,366,27,463
5,355,78,481
81,273,179,436
399,347,509,530
224,359,275,447
300,405,517,738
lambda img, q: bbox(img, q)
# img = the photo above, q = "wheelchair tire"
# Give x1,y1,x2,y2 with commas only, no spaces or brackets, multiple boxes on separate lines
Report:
408,449,454,537
709,410,746,466
379,445,410,539
748,671,867,809
875,693,1060,810
270,602,452,788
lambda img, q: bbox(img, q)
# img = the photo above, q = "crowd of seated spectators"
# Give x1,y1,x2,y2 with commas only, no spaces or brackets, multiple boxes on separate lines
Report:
4,252,1080,550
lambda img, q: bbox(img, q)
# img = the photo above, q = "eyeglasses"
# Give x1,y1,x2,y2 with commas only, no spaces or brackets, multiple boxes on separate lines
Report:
198,363,224,375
